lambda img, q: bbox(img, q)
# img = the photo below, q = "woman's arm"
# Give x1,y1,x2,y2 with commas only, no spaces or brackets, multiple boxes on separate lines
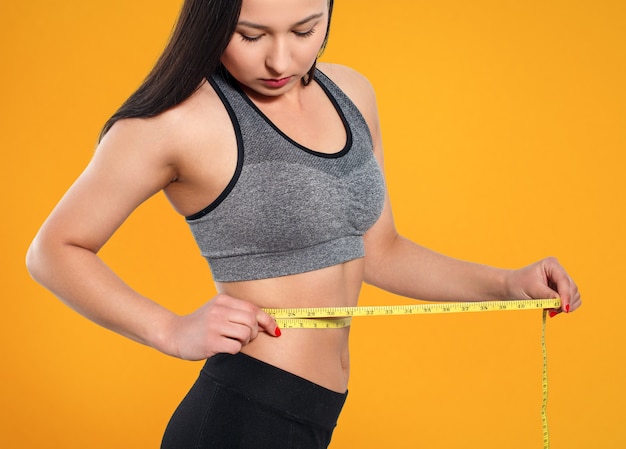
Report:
332,64,581,314
364,226,580,314
26,114,278,360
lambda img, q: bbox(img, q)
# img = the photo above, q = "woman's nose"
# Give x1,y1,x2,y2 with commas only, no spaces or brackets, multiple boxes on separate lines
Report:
265,38,291,75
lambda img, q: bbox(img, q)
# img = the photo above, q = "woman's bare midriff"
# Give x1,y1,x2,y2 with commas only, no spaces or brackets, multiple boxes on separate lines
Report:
216,258,364,393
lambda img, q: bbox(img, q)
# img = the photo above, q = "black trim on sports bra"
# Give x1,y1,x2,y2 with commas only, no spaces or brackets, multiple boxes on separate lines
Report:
185,77,245,221
231,74,353,159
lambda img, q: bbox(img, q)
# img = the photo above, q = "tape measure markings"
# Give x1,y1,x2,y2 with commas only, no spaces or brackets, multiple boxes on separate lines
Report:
272,317,353,329
265,298,560,324
541,308,550,449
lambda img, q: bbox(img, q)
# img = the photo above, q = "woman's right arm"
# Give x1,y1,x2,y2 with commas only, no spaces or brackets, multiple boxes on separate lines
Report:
26,116,278,360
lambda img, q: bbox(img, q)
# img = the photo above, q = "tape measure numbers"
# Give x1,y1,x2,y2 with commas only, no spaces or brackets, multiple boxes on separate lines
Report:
541,308,550,449
264,298,561,327
264,298,560,449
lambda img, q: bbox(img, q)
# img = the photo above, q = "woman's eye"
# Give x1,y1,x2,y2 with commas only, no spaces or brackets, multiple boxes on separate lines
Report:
293,28,316,38
240,33,263,43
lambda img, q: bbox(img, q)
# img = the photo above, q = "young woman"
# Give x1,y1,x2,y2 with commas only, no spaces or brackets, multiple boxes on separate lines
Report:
26,0,581,447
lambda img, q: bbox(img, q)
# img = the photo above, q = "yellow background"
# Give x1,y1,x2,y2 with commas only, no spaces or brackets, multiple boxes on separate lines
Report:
2,0,624,448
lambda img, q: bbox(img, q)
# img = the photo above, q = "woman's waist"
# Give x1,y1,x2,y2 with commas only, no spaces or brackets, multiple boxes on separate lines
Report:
215,261,361,391
240,327,351,392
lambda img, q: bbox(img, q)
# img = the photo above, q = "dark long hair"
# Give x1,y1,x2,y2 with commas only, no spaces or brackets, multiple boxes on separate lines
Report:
100,0,334,140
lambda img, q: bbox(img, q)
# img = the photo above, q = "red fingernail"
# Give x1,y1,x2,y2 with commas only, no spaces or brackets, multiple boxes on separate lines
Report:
549,311,558,318
274,326,282,337
565,304,570,313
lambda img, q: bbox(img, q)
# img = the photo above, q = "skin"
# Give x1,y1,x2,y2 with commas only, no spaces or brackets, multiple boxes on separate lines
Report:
26,0,581,394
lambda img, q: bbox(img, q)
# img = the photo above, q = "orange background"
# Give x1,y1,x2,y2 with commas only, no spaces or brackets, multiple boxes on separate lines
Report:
2,1,624,448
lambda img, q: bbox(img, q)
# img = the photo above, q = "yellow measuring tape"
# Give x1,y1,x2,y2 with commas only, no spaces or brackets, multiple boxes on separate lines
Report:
265,298,560,449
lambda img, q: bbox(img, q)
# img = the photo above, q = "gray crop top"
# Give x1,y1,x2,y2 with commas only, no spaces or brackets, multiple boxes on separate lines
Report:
185,69,386,282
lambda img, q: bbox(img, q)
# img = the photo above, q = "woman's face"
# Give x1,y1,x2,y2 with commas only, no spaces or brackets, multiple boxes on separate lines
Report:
221,0,329,98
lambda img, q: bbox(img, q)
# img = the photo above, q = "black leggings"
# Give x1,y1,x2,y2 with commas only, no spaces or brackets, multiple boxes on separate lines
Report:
161,353,348,449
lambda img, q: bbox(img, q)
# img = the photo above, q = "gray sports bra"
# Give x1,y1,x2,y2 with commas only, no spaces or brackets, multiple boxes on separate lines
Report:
185,69,385,282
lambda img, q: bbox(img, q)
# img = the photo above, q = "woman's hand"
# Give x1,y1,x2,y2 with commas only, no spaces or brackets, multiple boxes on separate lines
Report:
505,257,581,317
158,294,281,360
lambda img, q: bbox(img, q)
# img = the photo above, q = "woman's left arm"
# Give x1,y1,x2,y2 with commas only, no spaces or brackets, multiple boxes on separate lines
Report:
338,66,581,315
364,228,581,315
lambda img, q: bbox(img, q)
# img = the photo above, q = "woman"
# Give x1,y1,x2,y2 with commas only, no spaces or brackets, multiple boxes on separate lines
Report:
26,0,581,447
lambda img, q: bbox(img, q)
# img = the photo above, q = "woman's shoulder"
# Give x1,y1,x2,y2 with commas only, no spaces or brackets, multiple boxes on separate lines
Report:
317,63,376,102
317,62,379,128
105,80,231,159
146,80,229,143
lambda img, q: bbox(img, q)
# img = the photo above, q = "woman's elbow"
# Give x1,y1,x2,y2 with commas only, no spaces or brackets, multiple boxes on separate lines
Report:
25,233,60,286
26,236,47,284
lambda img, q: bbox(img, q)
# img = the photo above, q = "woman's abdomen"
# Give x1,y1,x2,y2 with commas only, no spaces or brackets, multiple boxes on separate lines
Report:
216,259,364,392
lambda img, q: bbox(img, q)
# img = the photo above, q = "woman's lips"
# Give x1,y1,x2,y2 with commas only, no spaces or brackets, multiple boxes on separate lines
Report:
262,77,292,88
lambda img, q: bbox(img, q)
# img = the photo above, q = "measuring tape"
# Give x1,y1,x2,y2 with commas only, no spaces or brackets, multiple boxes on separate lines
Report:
264,298,560,327
265,298,560,449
